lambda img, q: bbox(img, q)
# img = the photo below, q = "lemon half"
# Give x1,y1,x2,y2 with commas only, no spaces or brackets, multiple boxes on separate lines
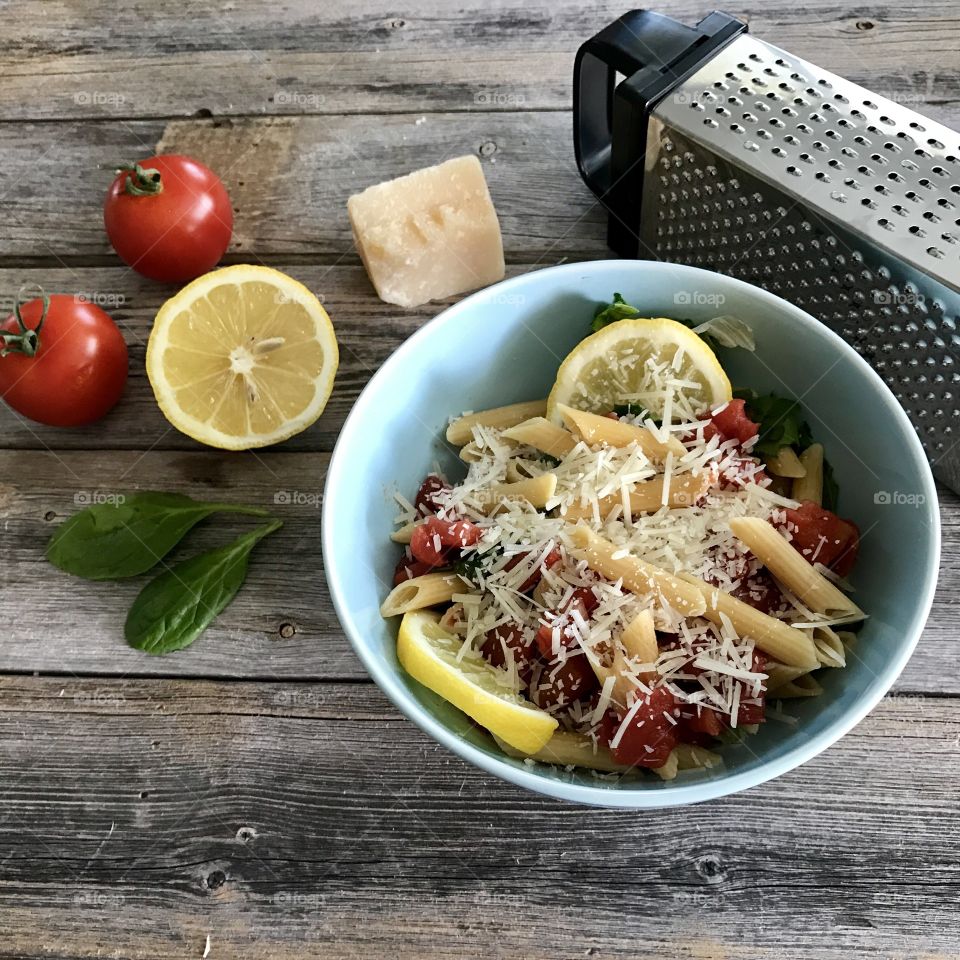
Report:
147,265,338,450
547,317,731,420
397,610,558,754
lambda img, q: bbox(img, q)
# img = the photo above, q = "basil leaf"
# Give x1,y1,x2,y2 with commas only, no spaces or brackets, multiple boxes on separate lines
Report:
47,492,270,580
456,545,502,582
733,389,809,458
590,292,640,332
124,520,282,655
735,389,842,507
822,458,840,512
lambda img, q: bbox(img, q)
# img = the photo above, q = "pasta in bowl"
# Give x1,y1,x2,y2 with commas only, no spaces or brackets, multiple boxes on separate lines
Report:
323,260,939,807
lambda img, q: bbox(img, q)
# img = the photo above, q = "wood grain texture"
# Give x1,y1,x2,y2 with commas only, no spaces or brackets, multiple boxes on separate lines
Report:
0,448,957,693
0,0,957,121
0,677,955,958
0,113,604,261
0,1,957,955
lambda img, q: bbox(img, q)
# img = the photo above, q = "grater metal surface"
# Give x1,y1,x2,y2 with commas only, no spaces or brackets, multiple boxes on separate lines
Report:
575,14,960,490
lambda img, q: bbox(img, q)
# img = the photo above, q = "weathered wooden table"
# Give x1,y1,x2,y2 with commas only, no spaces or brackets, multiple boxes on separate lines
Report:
0,2,957,957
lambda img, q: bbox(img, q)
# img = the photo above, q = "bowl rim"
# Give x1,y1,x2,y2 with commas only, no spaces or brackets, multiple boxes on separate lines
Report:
322,259,941,808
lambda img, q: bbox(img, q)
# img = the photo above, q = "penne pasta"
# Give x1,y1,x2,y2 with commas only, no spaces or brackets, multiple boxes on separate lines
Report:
380,571,468,617
619,608,659,667
792,443,824,505
446,399,547,446
653,749,679,781
494,730,630,772
764,660,809,692
459,441,482,463
564,471,707,522
502,417,578,459
812,625,846,668
555,403,686,462
766,445,806,478
569,526,707,617
728,516,863,619
771,672,823,699
674,743,723,771
679,571,820,670
495,731,680,781
390,522,417,544
482,473,557,512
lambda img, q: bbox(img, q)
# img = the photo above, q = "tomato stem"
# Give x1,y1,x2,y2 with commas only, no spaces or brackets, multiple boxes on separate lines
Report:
0,285,48,358
116,162,163,197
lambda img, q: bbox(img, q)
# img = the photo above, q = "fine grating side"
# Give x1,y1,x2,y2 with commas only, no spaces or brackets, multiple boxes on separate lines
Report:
641,33,960,486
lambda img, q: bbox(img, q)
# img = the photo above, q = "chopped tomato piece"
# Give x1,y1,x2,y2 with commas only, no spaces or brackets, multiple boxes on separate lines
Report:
702,398,760,446
435,518,482,549
414,474,451,515
609,685,680,768
480,623,539,682
534,586,598,658
503,546,561,592
409,522,450,567
735,650,768,726
410,517,481,566
682,707,727,738
592,706,620,747
530,654,598,710
733,571,786,616
781,500,859,577
392,556,435,585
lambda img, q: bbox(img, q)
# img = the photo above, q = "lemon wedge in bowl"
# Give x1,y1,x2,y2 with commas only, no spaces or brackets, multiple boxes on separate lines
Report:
146,265,338,450
547,316,731,421
397,610,558,754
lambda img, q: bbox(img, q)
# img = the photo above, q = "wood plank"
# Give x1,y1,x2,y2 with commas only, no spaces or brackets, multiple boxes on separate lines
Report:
0,449,957,692
0,677,955,958
0,263,507,453
0,113,606,261
1,0,957,121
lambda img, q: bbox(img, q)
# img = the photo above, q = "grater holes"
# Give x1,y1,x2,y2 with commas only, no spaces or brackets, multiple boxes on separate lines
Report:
844,177,861,189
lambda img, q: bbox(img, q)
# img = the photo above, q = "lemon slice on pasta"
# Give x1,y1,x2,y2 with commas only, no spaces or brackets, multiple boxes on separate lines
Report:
547,317,731,420
397,610,558,754
146,265,338,450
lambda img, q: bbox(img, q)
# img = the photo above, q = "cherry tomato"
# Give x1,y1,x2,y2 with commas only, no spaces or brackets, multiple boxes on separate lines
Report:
414,474,451,515
609,685,680,768
481,623,539,682
103,155,232,282
392,555,434,585
530,654,598,710
781,500,860,577
0,293,127,426
409,523,450,567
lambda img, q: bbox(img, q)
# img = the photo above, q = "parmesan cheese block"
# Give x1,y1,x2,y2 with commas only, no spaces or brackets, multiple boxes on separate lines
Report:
347,155,505,308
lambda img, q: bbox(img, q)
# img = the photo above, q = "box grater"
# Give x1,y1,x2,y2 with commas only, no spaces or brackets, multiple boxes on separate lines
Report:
574,10,960,491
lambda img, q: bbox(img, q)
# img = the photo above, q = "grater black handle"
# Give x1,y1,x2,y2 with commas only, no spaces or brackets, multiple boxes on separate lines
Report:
573,9,747,254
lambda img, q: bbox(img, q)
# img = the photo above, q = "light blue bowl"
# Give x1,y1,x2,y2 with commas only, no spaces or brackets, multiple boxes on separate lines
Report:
322,260,939,807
